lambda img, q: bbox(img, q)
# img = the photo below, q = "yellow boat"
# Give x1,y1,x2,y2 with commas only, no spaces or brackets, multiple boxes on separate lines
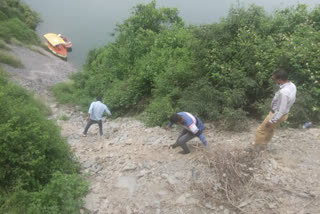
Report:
43,33,67,59
44,33,65,46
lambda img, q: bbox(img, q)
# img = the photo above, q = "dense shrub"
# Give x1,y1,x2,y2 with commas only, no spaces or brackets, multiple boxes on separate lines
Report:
0,11,8,21
0,18,39,44
0,69,88,213
53,2,320,130
0,0,41,30
0,0,41,44
144,96,177,127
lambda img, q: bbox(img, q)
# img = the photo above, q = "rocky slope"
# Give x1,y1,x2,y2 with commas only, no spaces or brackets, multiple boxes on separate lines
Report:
2,44,320,214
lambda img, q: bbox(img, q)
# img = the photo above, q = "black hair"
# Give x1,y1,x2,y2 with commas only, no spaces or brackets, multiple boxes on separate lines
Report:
170,114,182,124
273,68,288,81
96,96,102,101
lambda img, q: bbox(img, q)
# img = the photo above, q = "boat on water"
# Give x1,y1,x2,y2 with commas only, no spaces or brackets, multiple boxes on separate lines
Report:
43,33,67,59
58,34,72,51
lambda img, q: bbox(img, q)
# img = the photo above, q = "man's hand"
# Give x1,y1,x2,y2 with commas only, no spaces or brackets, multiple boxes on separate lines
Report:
165,125,170,131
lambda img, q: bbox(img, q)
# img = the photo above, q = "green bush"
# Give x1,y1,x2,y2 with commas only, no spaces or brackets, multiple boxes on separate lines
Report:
0,11,8,21
178,79,223,120
52,82,76,104
0,70,88,213
1,172,87,214
0,18,40,44
219,107,249,132
144,96,176,126
287,91,320,127
53,2,320,131
0,0,41,30
58,114,71,121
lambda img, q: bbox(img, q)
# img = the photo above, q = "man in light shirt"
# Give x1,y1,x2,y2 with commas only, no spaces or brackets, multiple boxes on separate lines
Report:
82,96,111,137
165,112,208,154
252,68,296,150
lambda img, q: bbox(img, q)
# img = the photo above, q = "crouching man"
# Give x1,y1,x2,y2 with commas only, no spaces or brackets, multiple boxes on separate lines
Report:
165,112,208,154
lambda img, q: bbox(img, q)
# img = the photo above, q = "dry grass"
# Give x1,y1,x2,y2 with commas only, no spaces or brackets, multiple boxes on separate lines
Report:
0,50,24,68
194,145,262,212
0,40,10,50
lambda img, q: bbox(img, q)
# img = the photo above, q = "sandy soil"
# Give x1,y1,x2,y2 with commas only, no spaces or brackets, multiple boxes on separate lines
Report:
2,44,320,214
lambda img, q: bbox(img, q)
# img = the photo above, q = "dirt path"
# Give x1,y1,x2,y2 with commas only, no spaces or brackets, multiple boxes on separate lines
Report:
3,44,320,214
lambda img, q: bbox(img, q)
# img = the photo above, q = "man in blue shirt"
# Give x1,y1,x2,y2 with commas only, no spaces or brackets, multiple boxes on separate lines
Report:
82,96,111,137
165,112,208,154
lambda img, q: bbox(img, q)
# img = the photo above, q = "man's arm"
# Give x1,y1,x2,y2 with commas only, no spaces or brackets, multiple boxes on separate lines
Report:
196,132,208,146
88,102,94,115
104,105,111,116
87,102,94,121
165,122,173,130
266,93,289,127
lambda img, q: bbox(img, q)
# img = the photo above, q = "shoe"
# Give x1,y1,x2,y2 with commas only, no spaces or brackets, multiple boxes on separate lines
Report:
169,144,178,149
178,150,190,155
82,133,87,137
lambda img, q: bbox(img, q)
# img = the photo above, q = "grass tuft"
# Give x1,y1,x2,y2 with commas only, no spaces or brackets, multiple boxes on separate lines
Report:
0,50,24,68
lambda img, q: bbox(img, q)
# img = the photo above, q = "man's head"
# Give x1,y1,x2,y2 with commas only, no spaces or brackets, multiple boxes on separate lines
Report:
273,68,288,85
96,96,102,101
170,114,184,124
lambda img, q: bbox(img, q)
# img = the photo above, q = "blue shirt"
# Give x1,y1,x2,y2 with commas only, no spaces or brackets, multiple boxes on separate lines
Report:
88,101,111,121
168,112,207,146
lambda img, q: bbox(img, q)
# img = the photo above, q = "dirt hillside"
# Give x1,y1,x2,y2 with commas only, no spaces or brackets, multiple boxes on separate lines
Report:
3,44,320,214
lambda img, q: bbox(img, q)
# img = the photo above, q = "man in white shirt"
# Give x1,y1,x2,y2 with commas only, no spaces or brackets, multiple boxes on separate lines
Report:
252,68,296,150
82,96,111,137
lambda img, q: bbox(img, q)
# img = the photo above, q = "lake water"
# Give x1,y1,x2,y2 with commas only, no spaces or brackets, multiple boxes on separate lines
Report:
23,0,319,68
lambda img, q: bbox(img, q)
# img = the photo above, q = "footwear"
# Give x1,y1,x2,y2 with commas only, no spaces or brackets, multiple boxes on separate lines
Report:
170,144,178,149
178,150,190,155
82,133,87,137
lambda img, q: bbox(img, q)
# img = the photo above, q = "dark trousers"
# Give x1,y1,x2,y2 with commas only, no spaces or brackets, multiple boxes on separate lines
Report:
174,129,195,153
83,119,103,136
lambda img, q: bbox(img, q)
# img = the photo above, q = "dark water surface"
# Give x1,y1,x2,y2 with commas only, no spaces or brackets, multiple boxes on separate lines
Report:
23,0,318,68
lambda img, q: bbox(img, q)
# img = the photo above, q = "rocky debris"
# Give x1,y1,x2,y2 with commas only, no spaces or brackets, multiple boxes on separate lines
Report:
4,44,320,214
2,44,77,95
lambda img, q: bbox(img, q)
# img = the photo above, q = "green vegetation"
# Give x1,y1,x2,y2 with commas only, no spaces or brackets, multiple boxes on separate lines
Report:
0,0,41,45
58,114,71,121
0,39,10,50
0,0,41,69
53,1,320,129
0,67,88,213
0,1,89,213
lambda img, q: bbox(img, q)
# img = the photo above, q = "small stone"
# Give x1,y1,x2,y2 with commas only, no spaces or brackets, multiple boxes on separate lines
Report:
224,209,230,214
205,203,214,209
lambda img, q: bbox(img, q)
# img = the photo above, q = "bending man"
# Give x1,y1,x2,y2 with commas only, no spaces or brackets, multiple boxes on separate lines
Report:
165,112,208,154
